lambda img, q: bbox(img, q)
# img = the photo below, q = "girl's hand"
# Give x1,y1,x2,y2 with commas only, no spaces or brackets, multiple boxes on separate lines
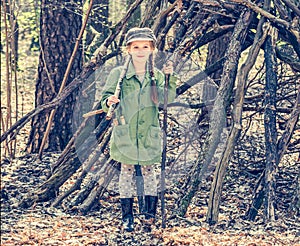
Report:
162,61,174,75
106,95,120,107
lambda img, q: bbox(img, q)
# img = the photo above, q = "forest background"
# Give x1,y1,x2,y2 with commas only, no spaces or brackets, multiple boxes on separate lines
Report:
1,0,299,245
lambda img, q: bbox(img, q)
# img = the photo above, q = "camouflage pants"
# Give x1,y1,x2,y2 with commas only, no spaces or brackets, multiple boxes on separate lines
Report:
119,164,157,198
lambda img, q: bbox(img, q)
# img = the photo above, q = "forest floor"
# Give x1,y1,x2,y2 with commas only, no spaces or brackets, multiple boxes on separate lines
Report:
1,151,299,246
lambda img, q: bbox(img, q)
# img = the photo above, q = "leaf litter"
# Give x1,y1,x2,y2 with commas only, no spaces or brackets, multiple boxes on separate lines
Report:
1,152,299,246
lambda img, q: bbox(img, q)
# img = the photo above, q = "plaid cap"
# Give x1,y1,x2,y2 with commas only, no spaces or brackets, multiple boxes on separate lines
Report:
125,27,157,45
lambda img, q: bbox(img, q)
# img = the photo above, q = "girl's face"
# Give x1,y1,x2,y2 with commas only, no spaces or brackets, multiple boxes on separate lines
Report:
127,41,154,63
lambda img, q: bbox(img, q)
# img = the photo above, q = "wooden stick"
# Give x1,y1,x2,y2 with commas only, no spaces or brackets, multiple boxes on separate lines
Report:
161,74,170,228
106,55,131,119
82,109,103,118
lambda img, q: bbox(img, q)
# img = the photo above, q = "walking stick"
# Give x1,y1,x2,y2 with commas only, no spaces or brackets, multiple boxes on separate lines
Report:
135,164,145,214
106,55,131,120
161,73,170,228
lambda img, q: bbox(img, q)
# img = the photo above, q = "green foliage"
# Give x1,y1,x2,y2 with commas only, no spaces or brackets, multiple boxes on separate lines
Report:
17,0,40,51
0,0,40,51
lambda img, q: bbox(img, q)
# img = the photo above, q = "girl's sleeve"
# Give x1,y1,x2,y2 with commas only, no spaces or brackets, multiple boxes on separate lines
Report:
155,69,177,104
100,68,121,113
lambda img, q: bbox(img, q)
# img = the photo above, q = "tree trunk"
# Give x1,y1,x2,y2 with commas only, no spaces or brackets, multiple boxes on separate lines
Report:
263,26,278,222
26,0,83,153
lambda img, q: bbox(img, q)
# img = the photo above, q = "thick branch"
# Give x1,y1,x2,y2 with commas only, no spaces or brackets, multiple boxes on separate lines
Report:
263,26,278,222
280,0,300,18
176,8,253,218
277,86,300,161
206,12,269,224
206,9,255,224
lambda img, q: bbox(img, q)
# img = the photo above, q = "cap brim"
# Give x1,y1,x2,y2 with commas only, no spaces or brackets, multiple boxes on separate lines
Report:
126,38,155,44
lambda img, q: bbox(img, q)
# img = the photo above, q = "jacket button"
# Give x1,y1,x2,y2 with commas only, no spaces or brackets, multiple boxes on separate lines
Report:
139,120,144,125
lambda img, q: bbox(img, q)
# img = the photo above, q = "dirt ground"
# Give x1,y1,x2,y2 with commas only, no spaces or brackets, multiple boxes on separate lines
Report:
1,152,299,246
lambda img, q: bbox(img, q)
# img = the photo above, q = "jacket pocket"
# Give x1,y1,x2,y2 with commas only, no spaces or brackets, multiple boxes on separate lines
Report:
145,126,162,153
112,124,137,159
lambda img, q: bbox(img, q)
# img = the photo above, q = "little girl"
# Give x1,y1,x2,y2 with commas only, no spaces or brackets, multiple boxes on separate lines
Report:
100,27,177,232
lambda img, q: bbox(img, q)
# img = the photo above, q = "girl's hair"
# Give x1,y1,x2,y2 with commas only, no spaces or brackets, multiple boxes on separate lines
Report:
148,53,158,105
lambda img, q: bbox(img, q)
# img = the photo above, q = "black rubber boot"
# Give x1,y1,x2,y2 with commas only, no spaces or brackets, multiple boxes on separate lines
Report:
144,195,158,219
143,195,158,232
120,198,134,232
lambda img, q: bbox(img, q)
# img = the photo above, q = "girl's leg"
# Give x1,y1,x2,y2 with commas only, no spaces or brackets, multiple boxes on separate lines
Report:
141,165,157,196
119,164,135,232
141,165,158,222
119,164,135,198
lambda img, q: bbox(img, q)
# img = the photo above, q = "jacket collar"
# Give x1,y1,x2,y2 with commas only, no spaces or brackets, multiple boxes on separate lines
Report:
125,60,149,79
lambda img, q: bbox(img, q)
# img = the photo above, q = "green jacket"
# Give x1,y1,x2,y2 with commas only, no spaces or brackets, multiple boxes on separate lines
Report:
100,61,177,165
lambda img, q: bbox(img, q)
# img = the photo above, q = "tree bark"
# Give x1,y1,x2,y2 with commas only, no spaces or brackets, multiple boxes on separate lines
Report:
263,26,278,222
247,171,266,221
26,0,83,153
75,160,119,214
206,32,231,83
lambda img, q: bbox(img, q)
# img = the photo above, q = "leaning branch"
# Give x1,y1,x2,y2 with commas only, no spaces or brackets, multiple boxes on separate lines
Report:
280,0,300,18
231,0,300,45
231,0,290,28
277,86,300,162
